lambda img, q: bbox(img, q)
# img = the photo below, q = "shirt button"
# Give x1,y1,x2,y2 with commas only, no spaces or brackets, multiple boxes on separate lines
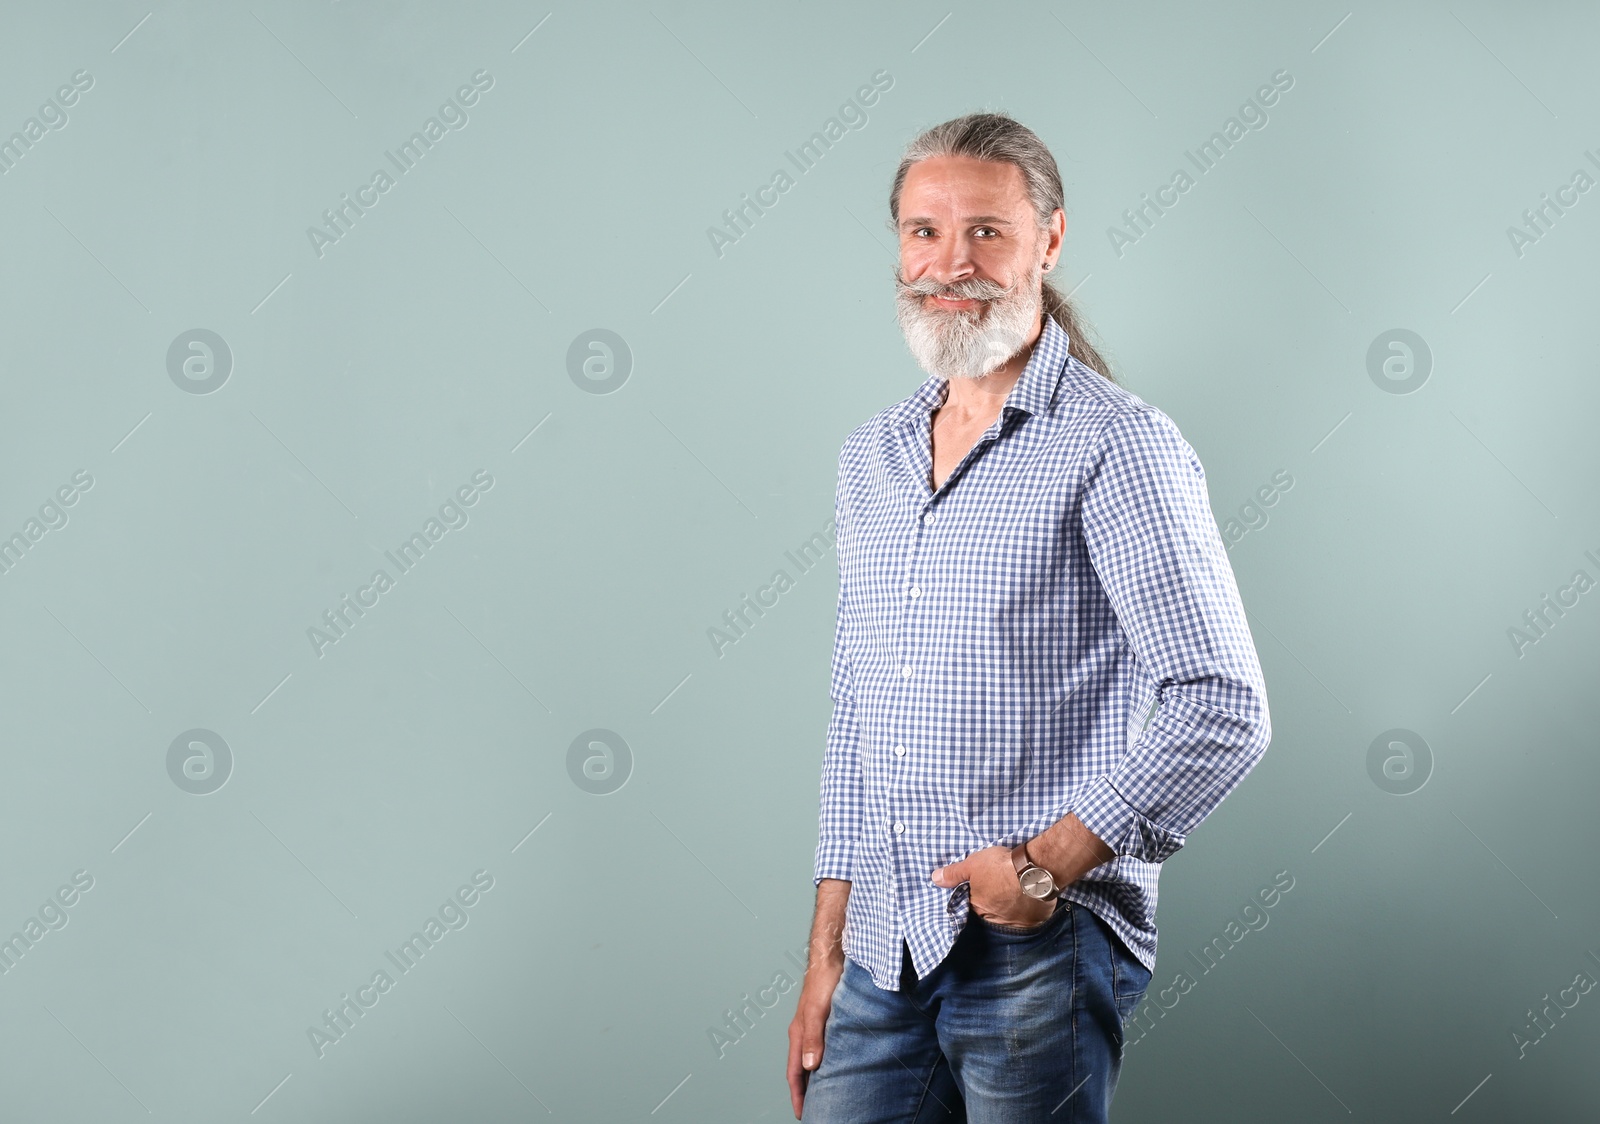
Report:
893,821,906,835
908,585,921,599
894,744,907,757
923,513,935,525
901,665,913,678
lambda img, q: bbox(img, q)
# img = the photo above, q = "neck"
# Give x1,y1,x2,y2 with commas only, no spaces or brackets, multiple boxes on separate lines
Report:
938,313,1046,420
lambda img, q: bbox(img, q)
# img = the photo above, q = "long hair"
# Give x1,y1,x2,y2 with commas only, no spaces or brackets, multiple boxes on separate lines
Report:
887,112,1116,384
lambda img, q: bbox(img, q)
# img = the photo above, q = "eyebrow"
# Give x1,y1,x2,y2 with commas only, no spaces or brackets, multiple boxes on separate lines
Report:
900,215,1017,229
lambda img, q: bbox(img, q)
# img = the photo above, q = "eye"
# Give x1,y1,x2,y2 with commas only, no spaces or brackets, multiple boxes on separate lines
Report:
910,226,1002,238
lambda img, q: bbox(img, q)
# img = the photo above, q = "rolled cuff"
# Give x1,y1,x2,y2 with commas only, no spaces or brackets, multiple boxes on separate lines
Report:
1072,776,1187,864
812,837,857,885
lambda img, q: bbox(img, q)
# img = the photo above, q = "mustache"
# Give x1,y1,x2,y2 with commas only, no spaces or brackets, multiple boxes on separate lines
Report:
894,272,1016,302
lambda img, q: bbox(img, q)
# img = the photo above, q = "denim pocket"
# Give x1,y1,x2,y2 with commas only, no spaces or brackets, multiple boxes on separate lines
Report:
1112,981,1147,1021
979,898,1069,936
1110,950,1152,1017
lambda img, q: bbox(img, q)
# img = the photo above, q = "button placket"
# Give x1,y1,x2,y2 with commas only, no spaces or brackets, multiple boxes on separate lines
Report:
888,501,932,867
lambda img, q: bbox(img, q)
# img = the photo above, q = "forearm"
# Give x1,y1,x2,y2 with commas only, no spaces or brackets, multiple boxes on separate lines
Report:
807,878,850,975
1026,812,1114,889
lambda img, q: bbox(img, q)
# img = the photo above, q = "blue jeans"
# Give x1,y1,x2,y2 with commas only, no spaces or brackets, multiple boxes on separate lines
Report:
799,899,1152,1123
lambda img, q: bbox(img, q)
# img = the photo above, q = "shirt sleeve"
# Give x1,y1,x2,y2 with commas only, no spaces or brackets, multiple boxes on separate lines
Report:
1071,405,1272,864
813,450,864,885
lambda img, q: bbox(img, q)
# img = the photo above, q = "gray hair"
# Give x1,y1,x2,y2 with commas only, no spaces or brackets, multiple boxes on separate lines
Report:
887,112,1116,383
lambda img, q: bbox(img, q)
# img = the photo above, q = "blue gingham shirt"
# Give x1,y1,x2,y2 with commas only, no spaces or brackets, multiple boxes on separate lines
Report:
812,314,1271,990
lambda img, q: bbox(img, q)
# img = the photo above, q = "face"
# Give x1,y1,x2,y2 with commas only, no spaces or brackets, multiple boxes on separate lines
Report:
894,155,1063,381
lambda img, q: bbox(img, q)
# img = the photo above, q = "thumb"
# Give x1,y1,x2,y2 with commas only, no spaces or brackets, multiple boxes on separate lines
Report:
803,1017,825,1071
931,859,967,887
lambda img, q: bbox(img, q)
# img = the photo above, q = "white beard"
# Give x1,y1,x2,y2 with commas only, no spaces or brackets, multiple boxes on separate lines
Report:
894,259,1044,381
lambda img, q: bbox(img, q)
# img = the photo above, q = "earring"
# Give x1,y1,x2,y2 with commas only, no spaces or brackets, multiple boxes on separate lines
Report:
1042,262,1052,271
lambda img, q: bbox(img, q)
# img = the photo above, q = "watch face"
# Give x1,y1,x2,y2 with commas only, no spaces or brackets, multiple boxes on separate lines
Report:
1020,867,1054,899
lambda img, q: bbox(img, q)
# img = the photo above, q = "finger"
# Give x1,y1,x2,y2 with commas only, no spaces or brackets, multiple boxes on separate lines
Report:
786,1044,804,1118
787,1020,810,1117
787,1009,826,1118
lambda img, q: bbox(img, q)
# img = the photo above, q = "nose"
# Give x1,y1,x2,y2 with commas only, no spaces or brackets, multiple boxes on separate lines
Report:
929,237,975,289
905,233,975,294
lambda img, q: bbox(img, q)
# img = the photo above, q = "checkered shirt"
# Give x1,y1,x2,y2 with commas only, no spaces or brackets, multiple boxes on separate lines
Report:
812,313,1272,990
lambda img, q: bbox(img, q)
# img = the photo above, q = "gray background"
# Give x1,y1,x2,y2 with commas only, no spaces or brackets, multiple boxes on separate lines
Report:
0,1,1595,1120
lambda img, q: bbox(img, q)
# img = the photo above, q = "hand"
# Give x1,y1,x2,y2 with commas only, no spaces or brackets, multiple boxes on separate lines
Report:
786,957,844,1119
931,845,1055,929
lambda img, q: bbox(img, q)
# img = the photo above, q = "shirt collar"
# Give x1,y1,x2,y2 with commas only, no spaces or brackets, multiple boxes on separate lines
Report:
891,314,1073,431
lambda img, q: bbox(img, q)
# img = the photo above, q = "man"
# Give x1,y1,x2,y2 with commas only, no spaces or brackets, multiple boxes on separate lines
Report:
786,112,1272,1123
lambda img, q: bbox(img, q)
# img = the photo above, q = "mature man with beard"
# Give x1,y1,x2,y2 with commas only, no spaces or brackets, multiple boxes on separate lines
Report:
787,113,1272,1123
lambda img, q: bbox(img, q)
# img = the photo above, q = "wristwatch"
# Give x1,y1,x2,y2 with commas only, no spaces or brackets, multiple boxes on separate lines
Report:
1010,840,1060,901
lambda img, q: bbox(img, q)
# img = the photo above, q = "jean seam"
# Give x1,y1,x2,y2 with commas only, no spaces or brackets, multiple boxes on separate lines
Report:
1112,911,1129,997
1109,921,1126,1052
908,1051,948,1123
1068,903,1082,1123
